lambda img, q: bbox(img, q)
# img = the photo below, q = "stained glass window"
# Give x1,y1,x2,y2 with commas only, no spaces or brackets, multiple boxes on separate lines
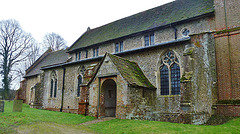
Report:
159,51,180,95
160,65,169,95
171,63,180,95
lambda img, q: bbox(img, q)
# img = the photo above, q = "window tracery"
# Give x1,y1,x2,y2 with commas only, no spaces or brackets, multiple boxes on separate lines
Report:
159,51,180,95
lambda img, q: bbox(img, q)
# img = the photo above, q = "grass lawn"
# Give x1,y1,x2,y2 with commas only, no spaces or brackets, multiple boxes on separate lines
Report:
88,118,240,134
0,101,95,134
1,101,240,134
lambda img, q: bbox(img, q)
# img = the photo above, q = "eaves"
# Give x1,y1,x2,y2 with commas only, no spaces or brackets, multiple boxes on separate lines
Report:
41,37,190,70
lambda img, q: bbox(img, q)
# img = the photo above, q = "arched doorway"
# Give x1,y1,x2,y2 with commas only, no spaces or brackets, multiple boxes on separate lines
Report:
102,79,117,117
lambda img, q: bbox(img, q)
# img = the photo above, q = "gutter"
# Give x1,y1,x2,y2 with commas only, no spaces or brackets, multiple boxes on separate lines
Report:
60,66,66,112
41,37,190,70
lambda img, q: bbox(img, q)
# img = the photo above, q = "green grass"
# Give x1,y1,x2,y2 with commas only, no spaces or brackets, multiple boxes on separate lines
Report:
1,101,240,134
88,118,240,134
0,101,95,134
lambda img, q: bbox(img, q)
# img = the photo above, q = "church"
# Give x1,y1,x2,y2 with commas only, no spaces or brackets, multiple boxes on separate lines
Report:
17,0,240,124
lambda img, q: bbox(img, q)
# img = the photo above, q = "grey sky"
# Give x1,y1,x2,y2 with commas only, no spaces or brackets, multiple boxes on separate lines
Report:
0,0,174,47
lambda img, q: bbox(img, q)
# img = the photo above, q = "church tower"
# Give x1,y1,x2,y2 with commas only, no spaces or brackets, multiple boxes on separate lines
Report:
214,0,240,116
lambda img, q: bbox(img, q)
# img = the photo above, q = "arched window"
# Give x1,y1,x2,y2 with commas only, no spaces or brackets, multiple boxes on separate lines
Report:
159,51,180,95
77,75,82,97
160,65,169,95
54,80,57,97
50,79,53,97
50,71,57,98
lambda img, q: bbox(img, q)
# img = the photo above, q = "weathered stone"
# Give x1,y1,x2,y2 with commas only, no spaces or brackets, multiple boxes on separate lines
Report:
20,0,240,125
13,100,23,112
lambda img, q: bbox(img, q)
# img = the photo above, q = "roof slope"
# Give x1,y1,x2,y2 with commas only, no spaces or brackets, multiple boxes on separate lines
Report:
68,0,214,52
24,49,69,78
108,53,155,89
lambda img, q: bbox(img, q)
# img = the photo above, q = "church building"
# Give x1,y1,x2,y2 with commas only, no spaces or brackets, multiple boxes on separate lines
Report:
17,0,240,124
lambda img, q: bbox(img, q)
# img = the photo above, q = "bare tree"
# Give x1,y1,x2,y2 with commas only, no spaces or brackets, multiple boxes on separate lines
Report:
0,19,33,99
24,40,40,68
12,39,40,84
43,32,67,51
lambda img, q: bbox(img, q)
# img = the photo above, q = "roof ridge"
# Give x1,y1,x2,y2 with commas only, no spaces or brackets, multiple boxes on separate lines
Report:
68,0,214,52
86,1,175,34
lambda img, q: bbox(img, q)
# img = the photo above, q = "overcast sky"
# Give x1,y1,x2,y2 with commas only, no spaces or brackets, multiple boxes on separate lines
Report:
0,0,174,47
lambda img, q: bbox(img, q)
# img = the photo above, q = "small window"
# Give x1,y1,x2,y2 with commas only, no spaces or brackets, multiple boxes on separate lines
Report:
77,75,82,97
120,41,123,52
78,51,81,60
54,80,57,97
96,47,99,56
50,71,57,98
115,43,119,53
75,53,78,61
93,48,96,57
85,50,88,58
145,33,154,46
115,41,123,53
50,79,53,97
144,35,149,46
93,47,99,57
182,28,190,36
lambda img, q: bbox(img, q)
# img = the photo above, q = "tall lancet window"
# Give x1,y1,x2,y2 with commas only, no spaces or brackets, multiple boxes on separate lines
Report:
77,75,82,97
159,51,180,95
50,71,58,98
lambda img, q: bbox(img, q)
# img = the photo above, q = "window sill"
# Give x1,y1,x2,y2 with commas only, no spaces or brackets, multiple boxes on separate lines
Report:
158,95,180,98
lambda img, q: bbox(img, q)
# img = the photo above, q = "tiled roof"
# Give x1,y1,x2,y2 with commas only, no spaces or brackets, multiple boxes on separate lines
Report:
24,49,69,78
68,0,214,52
108,53,155,89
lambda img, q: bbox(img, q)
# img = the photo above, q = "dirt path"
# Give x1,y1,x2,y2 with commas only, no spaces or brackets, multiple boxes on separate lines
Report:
16,117,115,134
80,117,115,126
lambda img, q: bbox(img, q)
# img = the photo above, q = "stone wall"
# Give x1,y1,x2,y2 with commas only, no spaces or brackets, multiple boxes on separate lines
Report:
15,80,27,103
40,14,218,124
42,61,98,113
118,32,217,124
126,87,156,120
70,16,215,61
25,75,40,104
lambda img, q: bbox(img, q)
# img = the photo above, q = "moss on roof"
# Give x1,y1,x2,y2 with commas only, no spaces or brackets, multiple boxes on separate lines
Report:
68,0,214,52
25,49,69,77
107,53,155,89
